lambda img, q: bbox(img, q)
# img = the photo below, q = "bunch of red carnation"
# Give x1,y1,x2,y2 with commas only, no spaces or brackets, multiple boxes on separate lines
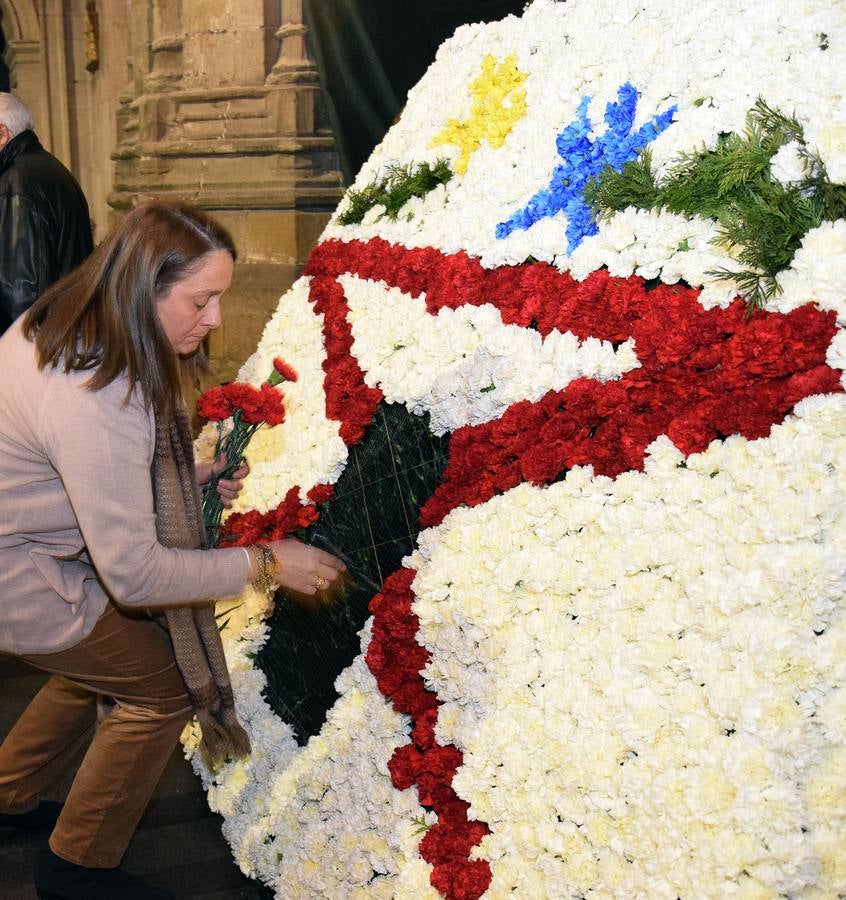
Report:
218,486,320,547
198,360,296,545
197,381,286,426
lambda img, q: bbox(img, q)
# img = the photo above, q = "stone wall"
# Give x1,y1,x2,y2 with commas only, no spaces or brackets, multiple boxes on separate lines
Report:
1,0,342,390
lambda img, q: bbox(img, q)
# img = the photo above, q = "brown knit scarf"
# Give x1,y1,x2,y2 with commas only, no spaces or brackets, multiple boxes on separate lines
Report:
151,406,251,770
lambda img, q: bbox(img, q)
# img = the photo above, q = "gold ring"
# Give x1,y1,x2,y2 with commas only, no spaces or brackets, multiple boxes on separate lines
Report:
314,575,328,590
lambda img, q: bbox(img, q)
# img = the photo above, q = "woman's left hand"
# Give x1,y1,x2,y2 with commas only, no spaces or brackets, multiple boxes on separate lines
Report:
196,453,249,508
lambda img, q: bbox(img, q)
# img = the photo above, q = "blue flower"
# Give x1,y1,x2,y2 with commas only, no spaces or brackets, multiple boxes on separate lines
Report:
496,82,676,253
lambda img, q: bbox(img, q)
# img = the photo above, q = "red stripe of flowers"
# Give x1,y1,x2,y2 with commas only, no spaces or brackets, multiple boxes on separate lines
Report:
308,272,383,444
366,569,492,899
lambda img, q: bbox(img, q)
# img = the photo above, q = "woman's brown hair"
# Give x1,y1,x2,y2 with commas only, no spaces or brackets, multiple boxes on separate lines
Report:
22,201,237,419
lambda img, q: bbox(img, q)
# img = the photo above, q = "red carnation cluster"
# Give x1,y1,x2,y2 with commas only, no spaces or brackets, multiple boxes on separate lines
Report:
217,486,320,547
367,569,492,899
306,274,383,443
419,287,839,526
306,482,336,503
197,381,286,426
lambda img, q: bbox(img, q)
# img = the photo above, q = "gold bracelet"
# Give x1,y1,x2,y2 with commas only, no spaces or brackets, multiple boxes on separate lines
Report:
251,544,278,597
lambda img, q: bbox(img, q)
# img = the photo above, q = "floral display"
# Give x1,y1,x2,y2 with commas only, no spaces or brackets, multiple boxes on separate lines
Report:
183,0,846,897
586,100,846,307
338,160,453,227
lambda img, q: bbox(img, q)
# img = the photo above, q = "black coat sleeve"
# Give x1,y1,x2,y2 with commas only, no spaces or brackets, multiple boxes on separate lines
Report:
0,192,53,332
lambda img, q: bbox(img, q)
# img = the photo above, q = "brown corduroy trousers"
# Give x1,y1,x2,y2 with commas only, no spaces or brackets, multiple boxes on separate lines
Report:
0,602,192,867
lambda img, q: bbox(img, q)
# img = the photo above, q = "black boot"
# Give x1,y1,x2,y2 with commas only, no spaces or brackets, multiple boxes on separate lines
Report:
33,844,176,900
0,801,63,834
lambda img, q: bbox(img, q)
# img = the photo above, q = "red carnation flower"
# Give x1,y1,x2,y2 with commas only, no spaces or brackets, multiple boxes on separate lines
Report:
271,356,299,383
307,483,336,503
388,744,422,790
196,385,233,422
430,858,492,900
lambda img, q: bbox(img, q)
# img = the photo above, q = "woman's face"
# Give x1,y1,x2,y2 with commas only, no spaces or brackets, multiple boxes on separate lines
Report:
156,249,234,355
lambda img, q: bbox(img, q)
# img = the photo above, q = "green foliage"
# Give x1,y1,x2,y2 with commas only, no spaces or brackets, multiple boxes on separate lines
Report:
411,815,431,835
585,99,846,311
337,159,454,225
585,148,660,213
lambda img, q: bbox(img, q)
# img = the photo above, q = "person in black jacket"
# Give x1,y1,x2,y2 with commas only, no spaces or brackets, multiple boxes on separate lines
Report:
0,92,93,334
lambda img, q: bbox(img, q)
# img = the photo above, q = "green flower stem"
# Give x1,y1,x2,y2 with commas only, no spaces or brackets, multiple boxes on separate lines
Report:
202,412,263,546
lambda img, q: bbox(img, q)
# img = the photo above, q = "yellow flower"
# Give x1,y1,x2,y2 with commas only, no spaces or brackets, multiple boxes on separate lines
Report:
432,55,527,174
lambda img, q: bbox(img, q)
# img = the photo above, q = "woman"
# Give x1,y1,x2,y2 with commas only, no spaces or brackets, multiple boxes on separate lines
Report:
0,201,345,900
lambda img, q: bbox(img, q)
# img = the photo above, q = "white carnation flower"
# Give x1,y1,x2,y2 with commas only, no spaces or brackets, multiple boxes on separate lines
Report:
770,140,810,186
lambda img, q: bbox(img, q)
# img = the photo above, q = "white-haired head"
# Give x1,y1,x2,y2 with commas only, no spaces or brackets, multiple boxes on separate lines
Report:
0,92,34,138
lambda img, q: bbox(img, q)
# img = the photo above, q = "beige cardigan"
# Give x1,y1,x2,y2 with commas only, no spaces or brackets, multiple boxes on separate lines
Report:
0,320,249,655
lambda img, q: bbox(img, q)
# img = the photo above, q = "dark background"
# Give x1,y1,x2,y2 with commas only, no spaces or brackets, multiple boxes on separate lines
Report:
0,13,10,92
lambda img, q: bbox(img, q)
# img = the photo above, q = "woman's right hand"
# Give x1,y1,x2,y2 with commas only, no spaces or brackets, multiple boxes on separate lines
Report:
265,538,346,598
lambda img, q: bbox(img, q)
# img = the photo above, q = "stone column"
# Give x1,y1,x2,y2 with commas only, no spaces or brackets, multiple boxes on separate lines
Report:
267,0,309,83
146,0,184,92
0,0,54,153
2,38,43,124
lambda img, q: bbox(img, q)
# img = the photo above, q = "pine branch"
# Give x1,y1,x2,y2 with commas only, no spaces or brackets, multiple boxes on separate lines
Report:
584,149,659,217
587,97,845,311
337,159,454,225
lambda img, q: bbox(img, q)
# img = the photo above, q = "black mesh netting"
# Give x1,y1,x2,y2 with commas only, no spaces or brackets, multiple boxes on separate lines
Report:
257,402,450,743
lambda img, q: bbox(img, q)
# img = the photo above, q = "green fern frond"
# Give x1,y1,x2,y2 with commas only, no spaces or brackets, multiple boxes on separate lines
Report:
411,815,431,835
337,159,454,226
584,149,659,217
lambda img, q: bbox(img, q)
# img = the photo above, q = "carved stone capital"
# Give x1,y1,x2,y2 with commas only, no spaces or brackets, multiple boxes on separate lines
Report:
267,22,315,84
110,81,341,212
